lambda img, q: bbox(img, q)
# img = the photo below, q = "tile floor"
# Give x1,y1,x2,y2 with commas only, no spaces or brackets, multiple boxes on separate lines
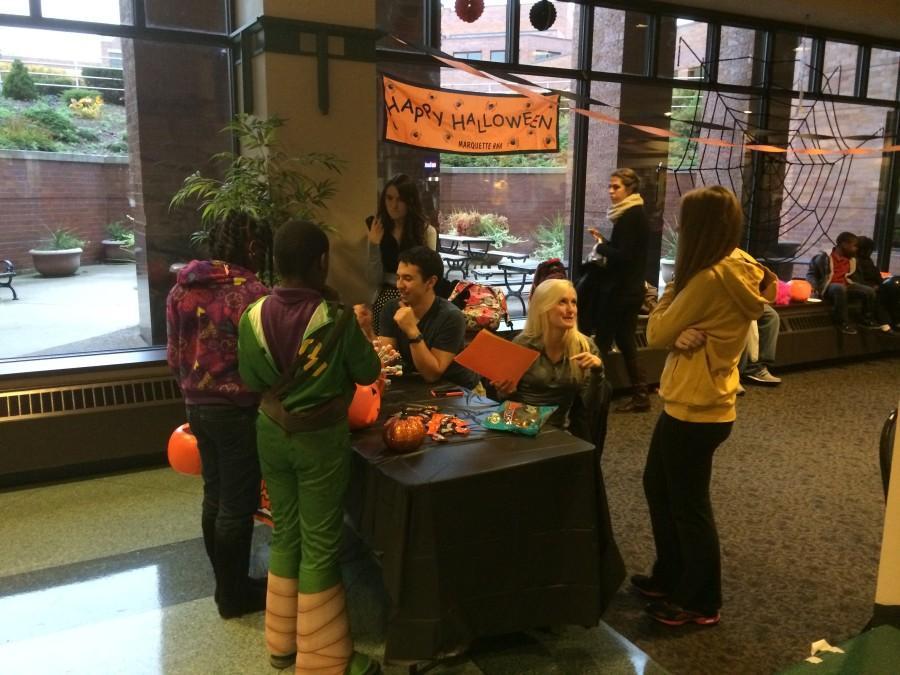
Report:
0,468,666,675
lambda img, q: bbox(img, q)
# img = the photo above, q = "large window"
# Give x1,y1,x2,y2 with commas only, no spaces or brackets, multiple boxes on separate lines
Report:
0,5,232,362
378,1,900,285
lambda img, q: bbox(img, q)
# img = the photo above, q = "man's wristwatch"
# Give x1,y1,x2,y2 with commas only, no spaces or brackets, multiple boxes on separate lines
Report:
408,333,425,344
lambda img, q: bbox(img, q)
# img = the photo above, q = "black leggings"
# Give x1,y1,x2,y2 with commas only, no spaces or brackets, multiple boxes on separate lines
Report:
594,294,646,393
643,411,733,614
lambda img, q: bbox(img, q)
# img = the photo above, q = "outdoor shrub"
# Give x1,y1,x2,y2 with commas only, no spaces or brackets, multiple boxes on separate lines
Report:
28,65,76,95
105,140,127,153
661,217,679,259
76,127,100,141
59,88,102,104
2,59,38,101
479,213,525,249
0,116,59,151
533,214,567,260
443,209,482,236
23,105,80,143
69,96,104,119
106,220,134,242
81,67,124,104
36,227,87,251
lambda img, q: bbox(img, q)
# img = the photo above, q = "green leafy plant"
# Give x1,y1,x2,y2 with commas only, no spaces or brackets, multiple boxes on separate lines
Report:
2,59,38,101
0,116,59,151
533,213,567,260
23,105,80,143
170,114,344,270
35,227,86,251
478,213,525,249
59,87,103,103
661,218,679,259
105,220,135,248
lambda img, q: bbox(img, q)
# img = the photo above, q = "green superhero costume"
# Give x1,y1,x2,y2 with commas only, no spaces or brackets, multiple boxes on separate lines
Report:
238,296,381,674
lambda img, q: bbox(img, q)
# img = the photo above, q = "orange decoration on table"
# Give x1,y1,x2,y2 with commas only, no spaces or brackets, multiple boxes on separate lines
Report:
349,379,384,431
167,423,202,475
383,413,426,453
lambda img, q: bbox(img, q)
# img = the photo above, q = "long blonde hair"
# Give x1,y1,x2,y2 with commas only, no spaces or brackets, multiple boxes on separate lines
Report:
673,185,744,296
521,279,594,381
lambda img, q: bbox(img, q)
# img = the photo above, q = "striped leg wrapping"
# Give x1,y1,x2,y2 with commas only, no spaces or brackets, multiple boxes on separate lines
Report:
295,584,352,675
265,573,298,658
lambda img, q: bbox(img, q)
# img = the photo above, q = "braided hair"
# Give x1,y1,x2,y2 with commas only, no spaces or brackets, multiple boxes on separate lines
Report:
205,218,271,275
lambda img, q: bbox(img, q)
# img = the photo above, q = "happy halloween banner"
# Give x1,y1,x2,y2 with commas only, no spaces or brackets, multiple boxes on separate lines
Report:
386,36,900,156
382,74,559,155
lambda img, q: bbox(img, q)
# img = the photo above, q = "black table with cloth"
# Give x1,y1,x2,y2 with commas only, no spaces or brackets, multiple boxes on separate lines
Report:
344,378,625,663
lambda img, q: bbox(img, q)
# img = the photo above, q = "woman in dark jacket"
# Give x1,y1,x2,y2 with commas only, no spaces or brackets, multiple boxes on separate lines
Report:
577,168,651,412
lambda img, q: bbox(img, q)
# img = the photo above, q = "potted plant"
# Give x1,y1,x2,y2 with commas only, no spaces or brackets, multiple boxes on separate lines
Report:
102,219,136,262
29,228,86,277
660,218,679,284
170,114,343,282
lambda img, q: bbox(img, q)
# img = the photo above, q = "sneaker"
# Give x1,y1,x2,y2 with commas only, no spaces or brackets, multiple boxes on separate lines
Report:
615,396,651,413
743,367,781,386
645,600,720,627
630,574,669,599
840,323,858,335
269,653,296,670
736,383,746,396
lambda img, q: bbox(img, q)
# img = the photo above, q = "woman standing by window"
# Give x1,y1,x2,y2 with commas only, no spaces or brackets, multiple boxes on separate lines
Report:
634,186,775,627
578,168,651,412
366,174,437,334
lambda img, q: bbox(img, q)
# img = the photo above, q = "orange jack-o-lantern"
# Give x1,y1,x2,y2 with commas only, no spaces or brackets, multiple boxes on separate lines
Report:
349,379,383,431
788,279,812,303
383,413,426,453
168,423,202,475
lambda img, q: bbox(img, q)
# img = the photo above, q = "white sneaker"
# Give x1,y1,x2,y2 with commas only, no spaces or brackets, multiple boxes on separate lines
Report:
743,367,782,386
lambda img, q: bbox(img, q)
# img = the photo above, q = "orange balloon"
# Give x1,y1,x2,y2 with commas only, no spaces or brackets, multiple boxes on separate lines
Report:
789,279,812,302
349,380,383,431
168,423,202,475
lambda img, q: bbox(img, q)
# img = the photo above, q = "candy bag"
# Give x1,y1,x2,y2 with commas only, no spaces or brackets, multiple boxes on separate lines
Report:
482,401,557,436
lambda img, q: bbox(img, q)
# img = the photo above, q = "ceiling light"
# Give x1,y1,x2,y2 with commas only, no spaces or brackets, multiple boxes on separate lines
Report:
635,23,648,29
743,110,753,114
663,112,673,117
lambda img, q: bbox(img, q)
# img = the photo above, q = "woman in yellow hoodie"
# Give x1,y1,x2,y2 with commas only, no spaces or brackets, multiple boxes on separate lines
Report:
633,186,775,627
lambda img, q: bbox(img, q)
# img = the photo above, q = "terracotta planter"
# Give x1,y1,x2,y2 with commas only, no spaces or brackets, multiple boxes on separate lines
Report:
29,248,83,277
102,239,136,262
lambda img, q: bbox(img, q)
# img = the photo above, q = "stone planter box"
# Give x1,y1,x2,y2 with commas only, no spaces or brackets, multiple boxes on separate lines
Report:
102,239,136,262
29,248,83,277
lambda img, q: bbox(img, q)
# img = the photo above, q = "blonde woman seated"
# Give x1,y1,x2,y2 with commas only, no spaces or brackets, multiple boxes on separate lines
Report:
492,279,610,448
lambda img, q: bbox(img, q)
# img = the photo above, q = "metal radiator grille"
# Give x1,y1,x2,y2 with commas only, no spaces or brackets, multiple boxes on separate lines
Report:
784,314,836,331
0,377,182,423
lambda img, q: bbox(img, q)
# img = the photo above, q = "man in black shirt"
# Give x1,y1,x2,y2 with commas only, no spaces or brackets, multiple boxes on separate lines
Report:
378,246,479,389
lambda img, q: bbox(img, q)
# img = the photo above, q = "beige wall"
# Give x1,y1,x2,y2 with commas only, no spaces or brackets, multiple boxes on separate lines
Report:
236,0,378,304
658,0,899,43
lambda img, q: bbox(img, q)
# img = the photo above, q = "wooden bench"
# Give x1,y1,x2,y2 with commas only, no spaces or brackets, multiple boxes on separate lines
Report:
1,259,17,300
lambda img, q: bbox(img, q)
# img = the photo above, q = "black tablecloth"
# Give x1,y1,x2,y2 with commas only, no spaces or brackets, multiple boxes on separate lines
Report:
345,379,625,662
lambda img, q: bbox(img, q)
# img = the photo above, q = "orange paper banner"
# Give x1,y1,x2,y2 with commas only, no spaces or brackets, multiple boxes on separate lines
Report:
383,74,559,155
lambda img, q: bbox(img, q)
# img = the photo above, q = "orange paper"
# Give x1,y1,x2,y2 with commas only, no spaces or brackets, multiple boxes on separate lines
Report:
453,330,539,385
383,74,559,155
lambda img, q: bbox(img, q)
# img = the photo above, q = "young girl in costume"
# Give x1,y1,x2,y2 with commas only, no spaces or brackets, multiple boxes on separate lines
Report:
166,219,269,619
238,221,382,674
